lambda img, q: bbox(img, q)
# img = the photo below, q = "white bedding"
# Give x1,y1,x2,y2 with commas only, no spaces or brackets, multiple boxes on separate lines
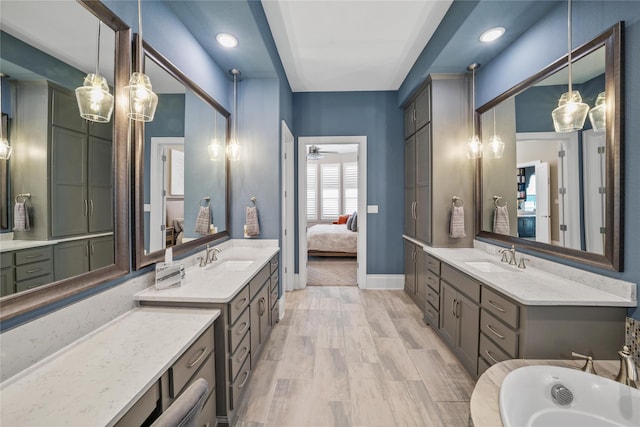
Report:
307,224,357,253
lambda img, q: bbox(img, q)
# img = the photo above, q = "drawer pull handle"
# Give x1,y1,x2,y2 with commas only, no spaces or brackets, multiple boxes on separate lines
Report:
451,299,457,317
488,300,506,313
186,347,208,368
235,297,248,309
84,200,88,216
26,268,42,274
25,254,43,259
237,322,249,336
237,346,249,363
485,349,499,364
27,283,44,289
238,371,250,389
486,324,505,340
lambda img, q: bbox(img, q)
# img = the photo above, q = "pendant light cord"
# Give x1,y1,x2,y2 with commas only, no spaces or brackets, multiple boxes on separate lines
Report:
493,108,496,136
567,0,573,94
471,67,476,133
233,73,238,141
95,21,101,76
137,0,143,72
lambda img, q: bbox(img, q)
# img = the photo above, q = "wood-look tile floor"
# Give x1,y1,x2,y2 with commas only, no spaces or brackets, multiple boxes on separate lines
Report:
235,286,476,427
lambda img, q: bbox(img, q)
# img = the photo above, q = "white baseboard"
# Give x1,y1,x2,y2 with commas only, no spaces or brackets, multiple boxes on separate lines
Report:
364,274,405,290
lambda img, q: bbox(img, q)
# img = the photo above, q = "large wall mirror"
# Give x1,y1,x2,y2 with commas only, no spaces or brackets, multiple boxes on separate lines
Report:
476,22,623,271
0,1,130,321
133,39,230,269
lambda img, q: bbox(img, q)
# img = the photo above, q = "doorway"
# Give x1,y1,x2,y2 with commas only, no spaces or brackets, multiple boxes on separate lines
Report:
297,136,367,289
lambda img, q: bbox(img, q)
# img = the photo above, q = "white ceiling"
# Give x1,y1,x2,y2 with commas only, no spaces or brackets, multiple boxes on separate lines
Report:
262,0,453,92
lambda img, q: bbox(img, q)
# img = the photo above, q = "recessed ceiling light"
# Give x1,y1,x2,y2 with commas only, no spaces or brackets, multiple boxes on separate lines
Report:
479,27,505,43
216,33,238,48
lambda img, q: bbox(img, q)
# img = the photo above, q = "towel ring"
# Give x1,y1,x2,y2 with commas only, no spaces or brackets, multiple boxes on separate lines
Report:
493,196,507,208
451,196,464,207
15,193,31,204
199,196,211,207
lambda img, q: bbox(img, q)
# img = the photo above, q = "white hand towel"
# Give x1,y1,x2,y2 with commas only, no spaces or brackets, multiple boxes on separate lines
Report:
194,205,211,235
246,206,260,237
449,206,466,238
13,201,30,232
493,205,510,235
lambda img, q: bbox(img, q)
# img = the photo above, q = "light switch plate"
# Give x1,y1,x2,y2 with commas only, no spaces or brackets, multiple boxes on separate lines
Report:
367,205,379,213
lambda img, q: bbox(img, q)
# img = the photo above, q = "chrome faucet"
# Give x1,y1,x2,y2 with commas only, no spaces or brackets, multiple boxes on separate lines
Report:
508,245,517,266
615,345,638,388
206,245,222,263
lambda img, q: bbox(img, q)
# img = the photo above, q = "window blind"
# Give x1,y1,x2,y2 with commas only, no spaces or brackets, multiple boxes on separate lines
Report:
307,163,318,221
343,162,358,214
321,163,340,220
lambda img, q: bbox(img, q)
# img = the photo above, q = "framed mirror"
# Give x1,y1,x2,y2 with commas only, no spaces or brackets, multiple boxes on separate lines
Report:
476,22,623,271
133,39,230,270
0,0,130,321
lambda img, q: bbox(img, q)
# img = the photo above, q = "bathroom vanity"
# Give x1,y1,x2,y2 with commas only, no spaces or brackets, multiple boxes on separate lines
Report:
411,242,636,378
135,244,280,427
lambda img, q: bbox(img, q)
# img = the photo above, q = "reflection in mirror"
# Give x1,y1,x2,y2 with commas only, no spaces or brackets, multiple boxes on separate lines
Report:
477,23,622,271
134,41,230,269
0,1,130,321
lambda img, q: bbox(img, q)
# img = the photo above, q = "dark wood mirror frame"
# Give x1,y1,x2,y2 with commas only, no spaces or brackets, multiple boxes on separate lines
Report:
475,22,624,271
0,0,131,322
132,37,231,270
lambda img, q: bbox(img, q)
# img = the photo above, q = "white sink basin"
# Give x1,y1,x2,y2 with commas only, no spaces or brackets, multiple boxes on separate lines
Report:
208,259,254,272
464,260,516,273
500,365,640,427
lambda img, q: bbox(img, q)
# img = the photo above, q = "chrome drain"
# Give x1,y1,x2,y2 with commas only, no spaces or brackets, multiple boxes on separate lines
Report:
551,384,574,406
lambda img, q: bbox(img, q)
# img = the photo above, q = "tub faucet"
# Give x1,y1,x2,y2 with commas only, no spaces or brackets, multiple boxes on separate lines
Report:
615,345,638,388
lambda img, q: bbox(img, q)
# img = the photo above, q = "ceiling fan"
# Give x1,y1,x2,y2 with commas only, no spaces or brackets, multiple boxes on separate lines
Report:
307,145,337,160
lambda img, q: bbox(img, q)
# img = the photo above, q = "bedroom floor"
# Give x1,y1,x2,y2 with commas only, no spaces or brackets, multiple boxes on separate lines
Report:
235,286,475,427
307,256,357,286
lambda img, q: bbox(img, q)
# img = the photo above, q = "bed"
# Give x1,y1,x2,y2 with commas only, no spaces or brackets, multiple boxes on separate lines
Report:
307,224,357,257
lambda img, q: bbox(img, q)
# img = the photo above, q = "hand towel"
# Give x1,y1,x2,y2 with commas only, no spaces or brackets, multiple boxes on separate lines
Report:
194,206,210,235
246,206,260,237
13,201,30,232
493,205,510,234
449,206,466,238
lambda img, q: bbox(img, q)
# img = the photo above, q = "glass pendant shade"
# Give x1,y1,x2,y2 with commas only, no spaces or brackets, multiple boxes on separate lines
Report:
489,135,505,159
208,139,222,161
467,135,482,159
75,73,114,122
588,91,606,132
552,90,589,133
227,139,240,162
125,72,158,122
0,137,11,160
307,152,323,160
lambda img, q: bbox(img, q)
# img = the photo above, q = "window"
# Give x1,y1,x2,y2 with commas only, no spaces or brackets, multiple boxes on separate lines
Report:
343,162,358,214
306,163,318,221
321,163,340,220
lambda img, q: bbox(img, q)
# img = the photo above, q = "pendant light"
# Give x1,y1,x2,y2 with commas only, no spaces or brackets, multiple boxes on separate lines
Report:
208,113,222,161
0,76,11,160
227,69,241,162
466,63,482,159
125,0,158,122
307,145,324,160
75,20,114,123
588,91,606,132
551,0,589,133
488,108,505,159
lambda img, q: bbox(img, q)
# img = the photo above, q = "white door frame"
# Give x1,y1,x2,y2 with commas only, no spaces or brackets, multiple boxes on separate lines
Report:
281,121,295,314
298,135,367,289
149,137,184,253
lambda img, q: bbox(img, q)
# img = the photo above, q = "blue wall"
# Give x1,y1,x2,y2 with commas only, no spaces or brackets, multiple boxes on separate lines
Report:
293,91,404,275
476,1,640,319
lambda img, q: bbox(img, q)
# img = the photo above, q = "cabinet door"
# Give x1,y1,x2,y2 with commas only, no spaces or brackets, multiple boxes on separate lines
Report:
88,136,113,233
51,126,87,237
1,267,15,297
457,292,480,375
89,235,114,271
54,239,89,281
415,86,431,130
404,241,416,297
415,249,428,309
51,87,86,132
404,136,416,237
415,124,432,244
249,291,261,368
439,281,457,347
258,285,270,346
404,103,415,139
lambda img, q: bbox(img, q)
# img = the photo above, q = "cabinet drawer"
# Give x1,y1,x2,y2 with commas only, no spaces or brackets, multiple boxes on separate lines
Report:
426,271,439,293
426,286,439,310
441,264,480,303
477,356,491,378
270,285,278,309
479,333,511,367
416,281,428,305
115,381,159,427
229,356,251,410
426,254,440,275
424,302,439,328
270,256,279,274
249,265,271,301
270,271,279,292
181,352,215,399
15,246,52,265
170,325,214,398
481,287,519,329
228,307,250,353
15,273,54,293
1,251,13,267
229,286,250,325
480,310,518,358
197,390,216,427
271,304,280,325
15,259,53,282
229,331,251,382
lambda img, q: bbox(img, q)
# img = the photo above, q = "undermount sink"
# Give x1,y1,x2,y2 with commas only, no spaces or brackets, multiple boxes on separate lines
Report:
464,260,517,273
207,259,254,272
500,365,640,427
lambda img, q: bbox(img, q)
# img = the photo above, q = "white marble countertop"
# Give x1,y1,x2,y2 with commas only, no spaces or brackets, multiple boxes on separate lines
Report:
417,244,636,307
0,307,220,427
134,245,279,304
0,232,114,253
